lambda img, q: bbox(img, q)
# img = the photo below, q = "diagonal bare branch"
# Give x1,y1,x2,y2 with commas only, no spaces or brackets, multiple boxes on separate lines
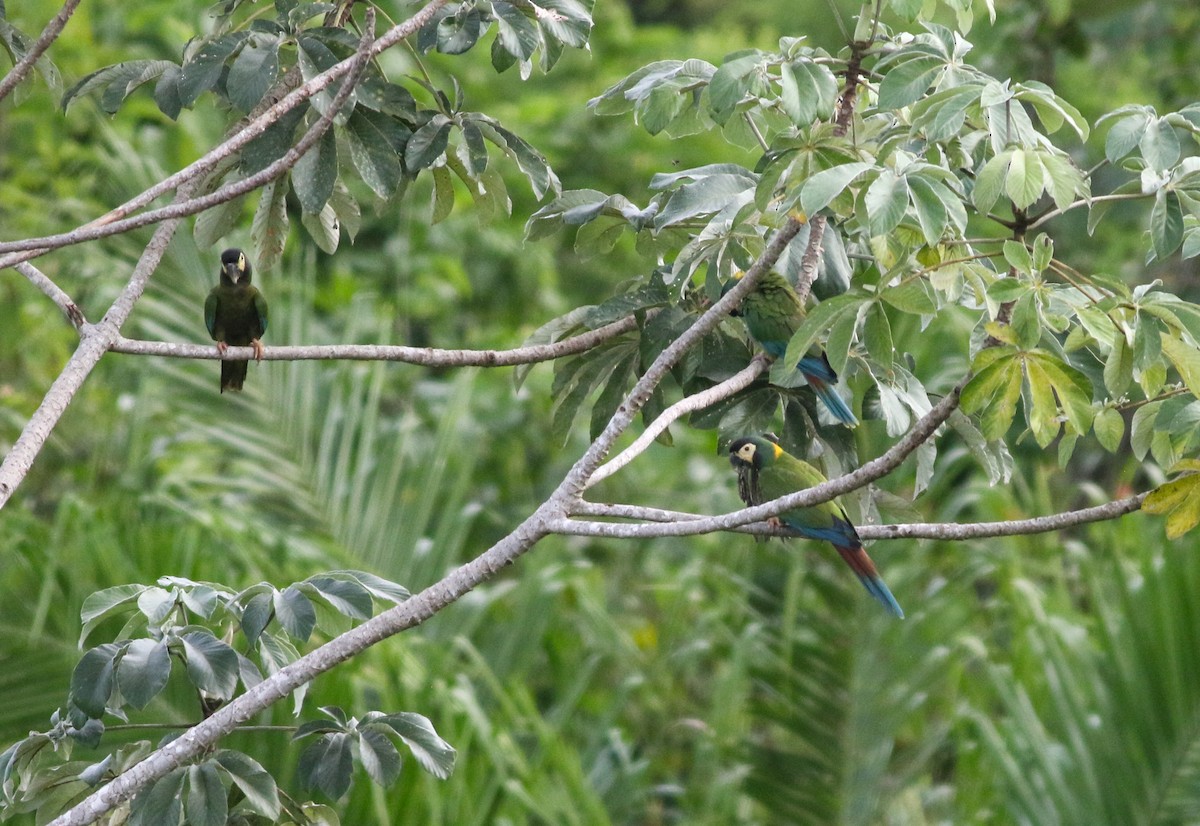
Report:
586,356,769,488
0,0,83,103
13,261,86,329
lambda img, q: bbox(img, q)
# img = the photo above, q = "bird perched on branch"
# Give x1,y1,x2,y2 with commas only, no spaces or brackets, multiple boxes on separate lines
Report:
728,435,903,617
205,248,268,393
724,271,857,426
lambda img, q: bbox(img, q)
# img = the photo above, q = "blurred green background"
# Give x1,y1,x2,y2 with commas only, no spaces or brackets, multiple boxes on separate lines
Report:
3,0,1200,822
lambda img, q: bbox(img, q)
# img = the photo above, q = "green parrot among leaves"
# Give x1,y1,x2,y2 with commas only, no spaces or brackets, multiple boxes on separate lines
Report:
729,435,903,617
725,271,858,426
204,248,268,393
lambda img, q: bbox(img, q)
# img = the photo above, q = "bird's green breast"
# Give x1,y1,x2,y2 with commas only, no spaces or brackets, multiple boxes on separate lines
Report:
207,285,266,345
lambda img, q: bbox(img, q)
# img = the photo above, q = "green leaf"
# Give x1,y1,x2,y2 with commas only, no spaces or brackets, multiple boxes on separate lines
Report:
973,150,1011,214
1028,351,1095,435
186,763,228,826
1151,189,1184,260
780,60,837,126
707,51,764,121
215,751,281,820
431,164,455,224
70,644,119,718
181,631,239,701
1141,117,1181,171
406,114,452,170
274,587,316,642
299,733,354,799
129,767,185,826
324,571,410,604
298,36,353,117
1005,148,1045,210
346,110,404,199
118,639,171,710
961,349,1022,440
881,279,937,315
908,176,950,245
474,117,560,199
250,176,289,273
80,584,146,645
653,169,756,228
777,292,867,378
1105,111,1149,163
227,37,280,113
1023,356,1061,447
864,170,909,236
1010,293,1042,349
301,202,341,254
357,727,402,787
1104,333,1133,396
1002,239,1034,274
863,302,894,370
800,163,873,215
1161,335,1200,397
1143,472,1200,538
1131,400,1162,460
877,53,944,109
62,60,178,113
292,127,338,214
1094,407,1125,452
377,712,457,779
305,576,373,620
240,106,304,175
493,0,540,62
179,34,243,106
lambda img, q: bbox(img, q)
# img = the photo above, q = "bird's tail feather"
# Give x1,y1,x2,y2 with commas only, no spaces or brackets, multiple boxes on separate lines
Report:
833,543,904,618
221,360,248,393
797,354,858,426
802,373,859,427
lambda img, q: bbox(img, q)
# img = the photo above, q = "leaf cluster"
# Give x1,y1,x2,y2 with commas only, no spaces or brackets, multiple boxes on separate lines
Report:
0,572,457,824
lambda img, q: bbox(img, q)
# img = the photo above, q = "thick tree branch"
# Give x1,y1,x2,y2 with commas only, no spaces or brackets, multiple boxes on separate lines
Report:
565,493,1147,539
108,314,638,366
14,262,86,329
586,356,769,488
0,0,83,103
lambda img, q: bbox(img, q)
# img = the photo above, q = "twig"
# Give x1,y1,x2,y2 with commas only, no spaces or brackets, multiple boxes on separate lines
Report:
108,314,639,366
1028,191,1146,230
565,494,1147,540
0,0,83,103
586,357,769,488
14,262,86,329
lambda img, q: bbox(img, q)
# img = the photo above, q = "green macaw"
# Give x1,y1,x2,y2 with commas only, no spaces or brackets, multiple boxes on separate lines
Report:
204,248,268,393
729,435,903,617
725,271,858,426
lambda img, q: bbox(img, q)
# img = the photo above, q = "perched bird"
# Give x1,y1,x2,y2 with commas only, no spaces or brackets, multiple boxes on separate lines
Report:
725,271,857,426
729,435,903,617
204,248,268,393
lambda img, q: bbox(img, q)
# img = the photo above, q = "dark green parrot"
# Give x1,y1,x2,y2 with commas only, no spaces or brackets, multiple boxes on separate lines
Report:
725,271,858,426
204,248,268,393
729,435,903,617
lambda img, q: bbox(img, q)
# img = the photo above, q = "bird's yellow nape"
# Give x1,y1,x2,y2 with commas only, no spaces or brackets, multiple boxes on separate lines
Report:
771,442,783,459
237,251,247,272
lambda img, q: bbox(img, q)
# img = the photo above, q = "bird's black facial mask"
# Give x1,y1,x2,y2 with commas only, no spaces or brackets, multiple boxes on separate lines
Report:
719,279,743,317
